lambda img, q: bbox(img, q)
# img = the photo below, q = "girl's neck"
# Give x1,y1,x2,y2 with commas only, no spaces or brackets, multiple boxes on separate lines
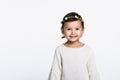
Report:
64,41,84,48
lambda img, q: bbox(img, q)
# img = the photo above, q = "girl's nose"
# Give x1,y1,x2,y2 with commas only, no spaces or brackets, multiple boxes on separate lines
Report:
71,30,75,34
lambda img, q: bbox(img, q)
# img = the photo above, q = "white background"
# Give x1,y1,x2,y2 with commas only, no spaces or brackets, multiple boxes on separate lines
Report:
0,0,120,80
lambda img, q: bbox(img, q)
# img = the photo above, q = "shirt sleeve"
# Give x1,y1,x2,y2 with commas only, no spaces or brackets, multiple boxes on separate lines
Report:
87,50,100,80
48,48,62,80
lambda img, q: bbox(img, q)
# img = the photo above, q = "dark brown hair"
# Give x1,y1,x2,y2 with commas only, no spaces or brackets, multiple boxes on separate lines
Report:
61,12,84,29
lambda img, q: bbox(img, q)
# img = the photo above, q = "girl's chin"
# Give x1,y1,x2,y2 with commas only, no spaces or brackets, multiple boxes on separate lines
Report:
67,39,79,43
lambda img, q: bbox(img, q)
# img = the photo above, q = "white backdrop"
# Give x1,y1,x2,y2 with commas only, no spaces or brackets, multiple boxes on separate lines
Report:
0,0,120,80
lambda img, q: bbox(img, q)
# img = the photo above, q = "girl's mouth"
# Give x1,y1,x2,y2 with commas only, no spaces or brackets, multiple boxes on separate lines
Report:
69,35,77,38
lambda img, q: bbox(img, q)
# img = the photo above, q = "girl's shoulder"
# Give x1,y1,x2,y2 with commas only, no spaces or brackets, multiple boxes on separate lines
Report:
55,43,95,56
55,43,64,50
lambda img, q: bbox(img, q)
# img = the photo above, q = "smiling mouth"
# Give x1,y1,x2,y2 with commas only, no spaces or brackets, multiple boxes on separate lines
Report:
69,36,77,38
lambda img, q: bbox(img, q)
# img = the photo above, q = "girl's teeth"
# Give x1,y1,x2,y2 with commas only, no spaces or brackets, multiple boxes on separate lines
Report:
70,36,76,38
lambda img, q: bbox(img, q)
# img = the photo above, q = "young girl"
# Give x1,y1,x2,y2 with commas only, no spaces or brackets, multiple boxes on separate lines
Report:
48,12,100,80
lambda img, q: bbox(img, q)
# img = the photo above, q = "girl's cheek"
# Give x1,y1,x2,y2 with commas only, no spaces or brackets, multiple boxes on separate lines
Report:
66,31,71,34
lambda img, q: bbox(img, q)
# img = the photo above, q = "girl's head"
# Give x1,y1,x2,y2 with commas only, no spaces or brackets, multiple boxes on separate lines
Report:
61,12,84,43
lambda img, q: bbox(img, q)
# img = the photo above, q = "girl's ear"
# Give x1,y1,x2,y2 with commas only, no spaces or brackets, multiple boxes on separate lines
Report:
81,28,84,37
61,28,65,38
61,28,64,34
82,28,84,34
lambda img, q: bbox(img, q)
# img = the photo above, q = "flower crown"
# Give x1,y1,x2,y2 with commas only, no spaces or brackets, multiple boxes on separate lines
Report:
61,15,83,24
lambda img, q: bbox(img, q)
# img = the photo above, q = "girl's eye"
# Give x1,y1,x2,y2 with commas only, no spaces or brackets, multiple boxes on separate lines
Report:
75,28,80,30
67,28,71,30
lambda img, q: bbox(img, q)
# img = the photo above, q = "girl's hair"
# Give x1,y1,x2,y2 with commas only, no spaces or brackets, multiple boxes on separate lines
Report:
61,12,84,38
61,12,84,29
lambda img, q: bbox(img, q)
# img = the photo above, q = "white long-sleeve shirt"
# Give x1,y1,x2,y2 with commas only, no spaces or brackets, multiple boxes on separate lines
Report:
48,44,100,80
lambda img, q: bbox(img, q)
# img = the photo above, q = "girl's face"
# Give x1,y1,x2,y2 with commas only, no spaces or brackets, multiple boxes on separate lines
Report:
61,20,84,43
